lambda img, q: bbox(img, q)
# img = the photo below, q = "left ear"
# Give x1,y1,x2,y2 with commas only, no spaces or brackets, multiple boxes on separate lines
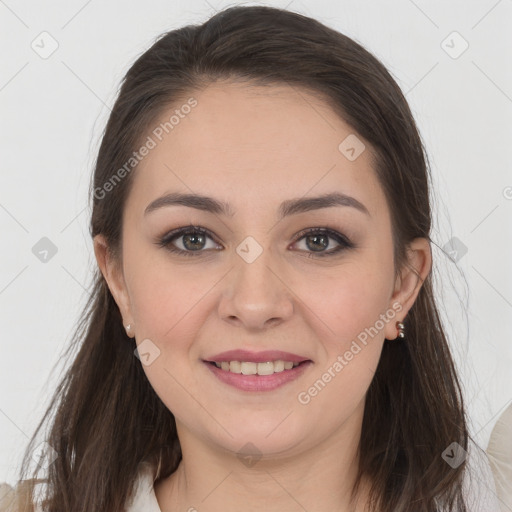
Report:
384,237,432,340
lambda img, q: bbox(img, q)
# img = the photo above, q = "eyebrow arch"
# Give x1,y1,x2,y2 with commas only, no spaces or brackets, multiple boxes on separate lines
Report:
144,191,370,219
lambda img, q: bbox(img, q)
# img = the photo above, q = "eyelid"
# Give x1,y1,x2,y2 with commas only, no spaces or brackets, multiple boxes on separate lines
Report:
291,227,353,247
157,225,221,253
289,227,354,258
156,224,355,257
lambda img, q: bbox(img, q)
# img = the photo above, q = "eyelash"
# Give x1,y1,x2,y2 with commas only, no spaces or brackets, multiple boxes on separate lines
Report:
156,225,355,259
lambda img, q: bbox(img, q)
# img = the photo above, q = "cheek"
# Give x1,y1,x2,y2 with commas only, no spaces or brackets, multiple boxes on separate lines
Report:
297,255,395,344
124,241,213,342
124,254,213,417
295,272,390,428
292,255,394,410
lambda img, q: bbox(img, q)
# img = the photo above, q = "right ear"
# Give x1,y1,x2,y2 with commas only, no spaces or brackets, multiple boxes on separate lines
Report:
93,234,134,327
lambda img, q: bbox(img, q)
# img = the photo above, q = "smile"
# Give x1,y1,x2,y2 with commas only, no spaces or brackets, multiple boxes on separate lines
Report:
210,360,300,375
203,360,312,392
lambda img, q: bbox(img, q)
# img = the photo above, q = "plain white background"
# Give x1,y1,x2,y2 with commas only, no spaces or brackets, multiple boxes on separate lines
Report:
1,0,511,486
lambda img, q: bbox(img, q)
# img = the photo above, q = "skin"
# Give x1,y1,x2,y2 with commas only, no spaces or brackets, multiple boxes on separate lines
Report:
94,81,431,512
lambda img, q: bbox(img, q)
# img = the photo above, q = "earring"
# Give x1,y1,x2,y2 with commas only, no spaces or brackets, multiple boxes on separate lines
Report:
396,321,405,339
125,323,133,338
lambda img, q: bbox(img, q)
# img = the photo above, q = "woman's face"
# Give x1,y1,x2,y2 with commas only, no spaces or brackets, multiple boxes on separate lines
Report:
95,81,429,459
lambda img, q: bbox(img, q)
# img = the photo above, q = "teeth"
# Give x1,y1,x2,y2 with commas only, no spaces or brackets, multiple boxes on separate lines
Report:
213,360,301,375
229,360,241,374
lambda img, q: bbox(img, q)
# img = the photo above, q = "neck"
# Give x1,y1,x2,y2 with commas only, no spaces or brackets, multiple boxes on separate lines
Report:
154,406,371,512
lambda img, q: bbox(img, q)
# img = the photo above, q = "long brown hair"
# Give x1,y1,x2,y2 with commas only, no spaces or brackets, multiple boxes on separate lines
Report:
16,6,475,511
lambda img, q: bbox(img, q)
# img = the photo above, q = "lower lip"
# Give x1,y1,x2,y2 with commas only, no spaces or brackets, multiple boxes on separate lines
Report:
203,361,313,392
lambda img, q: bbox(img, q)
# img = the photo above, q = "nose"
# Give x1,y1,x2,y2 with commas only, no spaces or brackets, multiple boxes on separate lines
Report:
218,246,294,332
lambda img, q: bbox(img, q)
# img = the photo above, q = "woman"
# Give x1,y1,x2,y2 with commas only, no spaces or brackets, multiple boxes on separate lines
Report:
1,5,506,512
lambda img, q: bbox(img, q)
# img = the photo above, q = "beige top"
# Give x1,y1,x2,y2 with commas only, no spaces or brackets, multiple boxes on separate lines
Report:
486,401,512,512
0,464,159,512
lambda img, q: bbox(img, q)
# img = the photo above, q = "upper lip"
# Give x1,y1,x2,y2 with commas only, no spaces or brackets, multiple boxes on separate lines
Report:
205,349,311,364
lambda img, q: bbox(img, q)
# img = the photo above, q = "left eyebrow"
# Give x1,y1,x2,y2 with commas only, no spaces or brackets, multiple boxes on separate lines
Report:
144,191,371,219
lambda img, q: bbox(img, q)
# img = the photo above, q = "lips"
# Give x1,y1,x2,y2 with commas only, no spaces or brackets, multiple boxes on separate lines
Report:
203,358,313,392
204,349,311,364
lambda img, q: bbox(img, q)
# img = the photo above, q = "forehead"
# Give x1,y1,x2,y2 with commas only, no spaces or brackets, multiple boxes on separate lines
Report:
127,81,386,219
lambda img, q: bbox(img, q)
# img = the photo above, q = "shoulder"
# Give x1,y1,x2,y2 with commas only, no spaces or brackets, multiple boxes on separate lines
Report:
486,401,512,511
462,436,503,512
125,462,162,512
1,463,160,512
0,479,45,512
